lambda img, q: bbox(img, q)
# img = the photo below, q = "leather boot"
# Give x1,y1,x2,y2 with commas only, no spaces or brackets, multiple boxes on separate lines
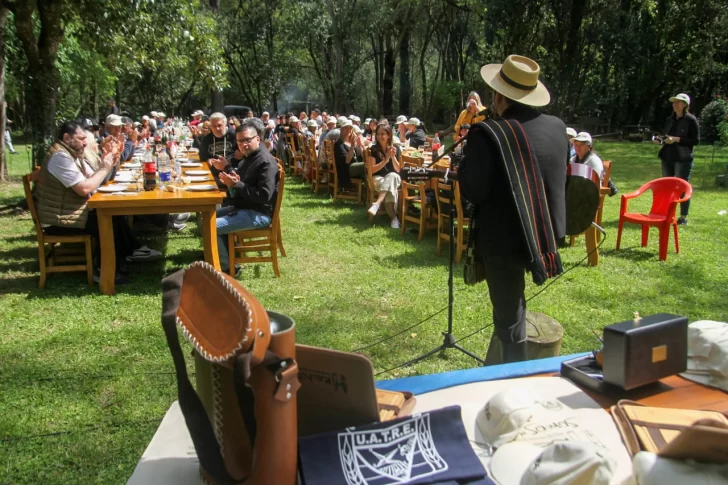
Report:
502,339,528,363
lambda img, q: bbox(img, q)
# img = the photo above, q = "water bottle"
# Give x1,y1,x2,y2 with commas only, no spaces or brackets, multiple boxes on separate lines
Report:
432,132,441,153
158,150,171,188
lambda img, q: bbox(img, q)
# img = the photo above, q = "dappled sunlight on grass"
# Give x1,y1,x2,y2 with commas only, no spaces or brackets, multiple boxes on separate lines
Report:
1,142,728,482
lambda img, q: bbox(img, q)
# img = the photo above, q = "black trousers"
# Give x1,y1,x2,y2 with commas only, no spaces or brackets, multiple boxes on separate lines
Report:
482,253,527,345
44,211,140,269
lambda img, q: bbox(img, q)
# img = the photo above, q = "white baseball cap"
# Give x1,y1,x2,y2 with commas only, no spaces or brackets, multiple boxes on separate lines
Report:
158,112,166,118
669,93,690,105
490,441,617,485
406,117,421,126
327,116,337,125
573,131,592,145
352,115,361,122
150,111,158,117
289,115,300,123
364,118,372,124
348,114,356,120
340,119,353,128
394,115,408,125
142,115,150,121
307,119,318,128
566,127,577,138
105,114,122,127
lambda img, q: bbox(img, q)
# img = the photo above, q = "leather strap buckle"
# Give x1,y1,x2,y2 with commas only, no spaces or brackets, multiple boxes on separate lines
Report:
272,358,301,402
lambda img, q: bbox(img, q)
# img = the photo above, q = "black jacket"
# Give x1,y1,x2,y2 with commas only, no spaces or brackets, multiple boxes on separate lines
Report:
407,128,426,149
659,112,699,163
458,104,568,258
230,145,279,217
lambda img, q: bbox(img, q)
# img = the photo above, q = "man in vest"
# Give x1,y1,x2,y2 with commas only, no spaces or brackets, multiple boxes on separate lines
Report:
35,121,160,284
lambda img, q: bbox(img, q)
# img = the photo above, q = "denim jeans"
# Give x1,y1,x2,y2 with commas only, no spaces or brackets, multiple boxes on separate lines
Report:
661,159,693,216
216,206,271,271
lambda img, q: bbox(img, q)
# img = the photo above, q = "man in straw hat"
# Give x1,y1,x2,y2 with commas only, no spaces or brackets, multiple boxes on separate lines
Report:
458,55,568,363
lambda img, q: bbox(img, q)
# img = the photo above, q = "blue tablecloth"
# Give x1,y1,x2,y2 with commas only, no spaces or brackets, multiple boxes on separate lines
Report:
376,353,590,395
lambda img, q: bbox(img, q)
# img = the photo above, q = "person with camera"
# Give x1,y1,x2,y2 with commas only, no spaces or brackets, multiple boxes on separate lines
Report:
210,118,278,275
655,93,699,225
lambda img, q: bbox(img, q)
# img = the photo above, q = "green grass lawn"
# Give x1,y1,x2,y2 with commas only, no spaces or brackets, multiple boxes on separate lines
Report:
2,141,728,483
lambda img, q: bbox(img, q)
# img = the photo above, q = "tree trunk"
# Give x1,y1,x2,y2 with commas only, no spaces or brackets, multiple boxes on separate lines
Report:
11,1,65,168
0,7,8,181
382,35,396,117
209,0,224,112
398,29,411,115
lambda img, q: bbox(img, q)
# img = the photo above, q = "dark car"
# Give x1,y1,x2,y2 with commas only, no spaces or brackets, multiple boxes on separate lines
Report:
223,105,254,119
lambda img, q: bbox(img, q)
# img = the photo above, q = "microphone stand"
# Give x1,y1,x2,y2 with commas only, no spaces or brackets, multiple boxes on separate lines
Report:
399,139,485,368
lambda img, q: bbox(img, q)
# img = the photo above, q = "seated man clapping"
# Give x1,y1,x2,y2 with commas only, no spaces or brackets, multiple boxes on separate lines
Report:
209,118,279,275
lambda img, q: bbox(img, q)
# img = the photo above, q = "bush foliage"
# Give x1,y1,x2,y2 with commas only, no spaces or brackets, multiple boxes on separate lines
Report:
700,97,728,143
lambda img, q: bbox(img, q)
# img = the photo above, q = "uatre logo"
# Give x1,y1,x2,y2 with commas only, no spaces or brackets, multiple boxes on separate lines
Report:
337,414,448,485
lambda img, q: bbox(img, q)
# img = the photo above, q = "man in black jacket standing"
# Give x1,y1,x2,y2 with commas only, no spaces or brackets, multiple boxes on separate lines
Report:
210,118,279,274
458,55,568,363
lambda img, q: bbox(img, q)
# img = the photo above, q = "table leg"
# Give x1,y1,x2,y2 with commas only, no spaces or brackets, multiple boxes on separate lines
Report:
585,224,599,267
97,210,116,295
201,209,221,270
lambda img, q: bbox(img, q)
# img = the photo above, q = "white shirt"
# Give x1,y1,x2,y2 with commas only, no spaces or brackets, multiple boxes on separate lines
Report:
570,152,604,181
47,150,94,189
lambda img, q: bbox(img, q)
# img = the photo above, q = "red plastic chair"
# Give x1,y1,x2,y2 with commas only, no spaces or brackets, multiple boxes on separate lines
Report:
616,177,692,261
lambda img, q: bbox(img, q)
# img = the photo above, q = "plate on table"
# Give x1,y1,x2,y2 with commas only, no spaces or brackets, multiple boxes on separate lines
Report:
114,174,136,183
184,176,211,182
185,170,209,175
97,184,130,193
187,148,199,153
180,162,201,167
186,184,217,192
122,162,142,169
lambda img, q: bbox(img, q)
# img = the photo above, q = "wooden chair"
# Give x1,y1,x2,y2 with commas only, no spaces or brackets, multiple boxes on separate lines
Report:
284,132,303,178
274,157,287,257
303,136,317,186
570,160,612,247
311,137,325,194
329,141,364,204
23,172,94,288
400,178,435,240
324,139,336,195
434,180,469,264
228,164,286,277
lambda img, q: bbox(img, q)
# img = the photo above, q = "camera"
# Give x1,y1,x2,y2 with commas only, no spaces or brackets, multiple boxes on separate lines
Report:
652,135,666,144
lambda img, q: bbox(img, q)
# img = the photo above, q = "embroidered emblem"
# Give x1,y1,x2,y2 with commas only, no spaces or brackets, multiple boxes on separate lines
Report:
338,414,448,485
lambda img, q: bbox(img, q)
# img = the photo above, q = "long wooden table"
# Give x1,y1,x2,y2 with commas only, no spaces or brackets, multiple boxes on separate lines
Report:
88,160,225,295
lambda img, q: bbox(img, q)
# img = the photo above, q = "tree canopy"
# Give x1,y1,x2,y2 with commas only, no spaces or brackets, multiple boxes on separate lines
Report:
2,0,728,165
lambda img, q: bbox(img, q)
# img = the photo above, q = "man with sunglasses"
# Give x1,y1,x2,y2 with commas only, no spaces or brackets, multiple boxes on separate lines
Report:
210,118,279,274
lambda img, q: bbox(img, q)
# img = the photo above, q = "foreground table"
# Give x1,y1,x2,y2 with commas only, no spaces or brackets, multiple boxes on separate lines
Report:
88,166,225,295
127,354,727,484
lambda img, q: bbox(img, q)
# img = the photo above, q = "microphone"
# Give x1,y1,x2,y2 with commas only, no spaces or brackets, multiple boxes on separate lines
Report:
591,222,606,236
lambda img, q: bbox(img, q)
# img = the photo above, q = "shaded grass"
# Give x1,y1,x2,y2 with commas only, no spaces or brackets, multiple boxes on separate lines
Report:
1,141,728,483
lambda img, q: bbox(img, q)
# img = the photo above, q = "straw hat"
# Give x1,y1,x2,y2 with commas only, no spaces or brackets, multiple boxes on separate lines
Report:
480,55,551,107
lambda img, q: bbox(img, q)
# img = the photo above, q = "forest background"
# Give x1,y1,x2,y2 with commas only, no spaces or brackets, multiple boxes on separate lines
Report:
1,0,728,171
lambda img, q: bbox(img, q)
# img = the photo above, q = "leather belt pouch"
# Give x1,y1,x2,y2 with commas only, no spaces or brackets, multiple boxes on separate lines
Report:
611,399,728,463
602,313,688,390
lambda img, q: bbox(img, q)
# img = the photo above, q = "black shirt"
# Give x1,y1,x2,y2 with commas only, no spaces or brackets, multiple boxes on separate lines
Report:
334,139,362,187
199,131,240,187
407,128,426,149
230,145,279,217
370,144,401,177
659,112,700,163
